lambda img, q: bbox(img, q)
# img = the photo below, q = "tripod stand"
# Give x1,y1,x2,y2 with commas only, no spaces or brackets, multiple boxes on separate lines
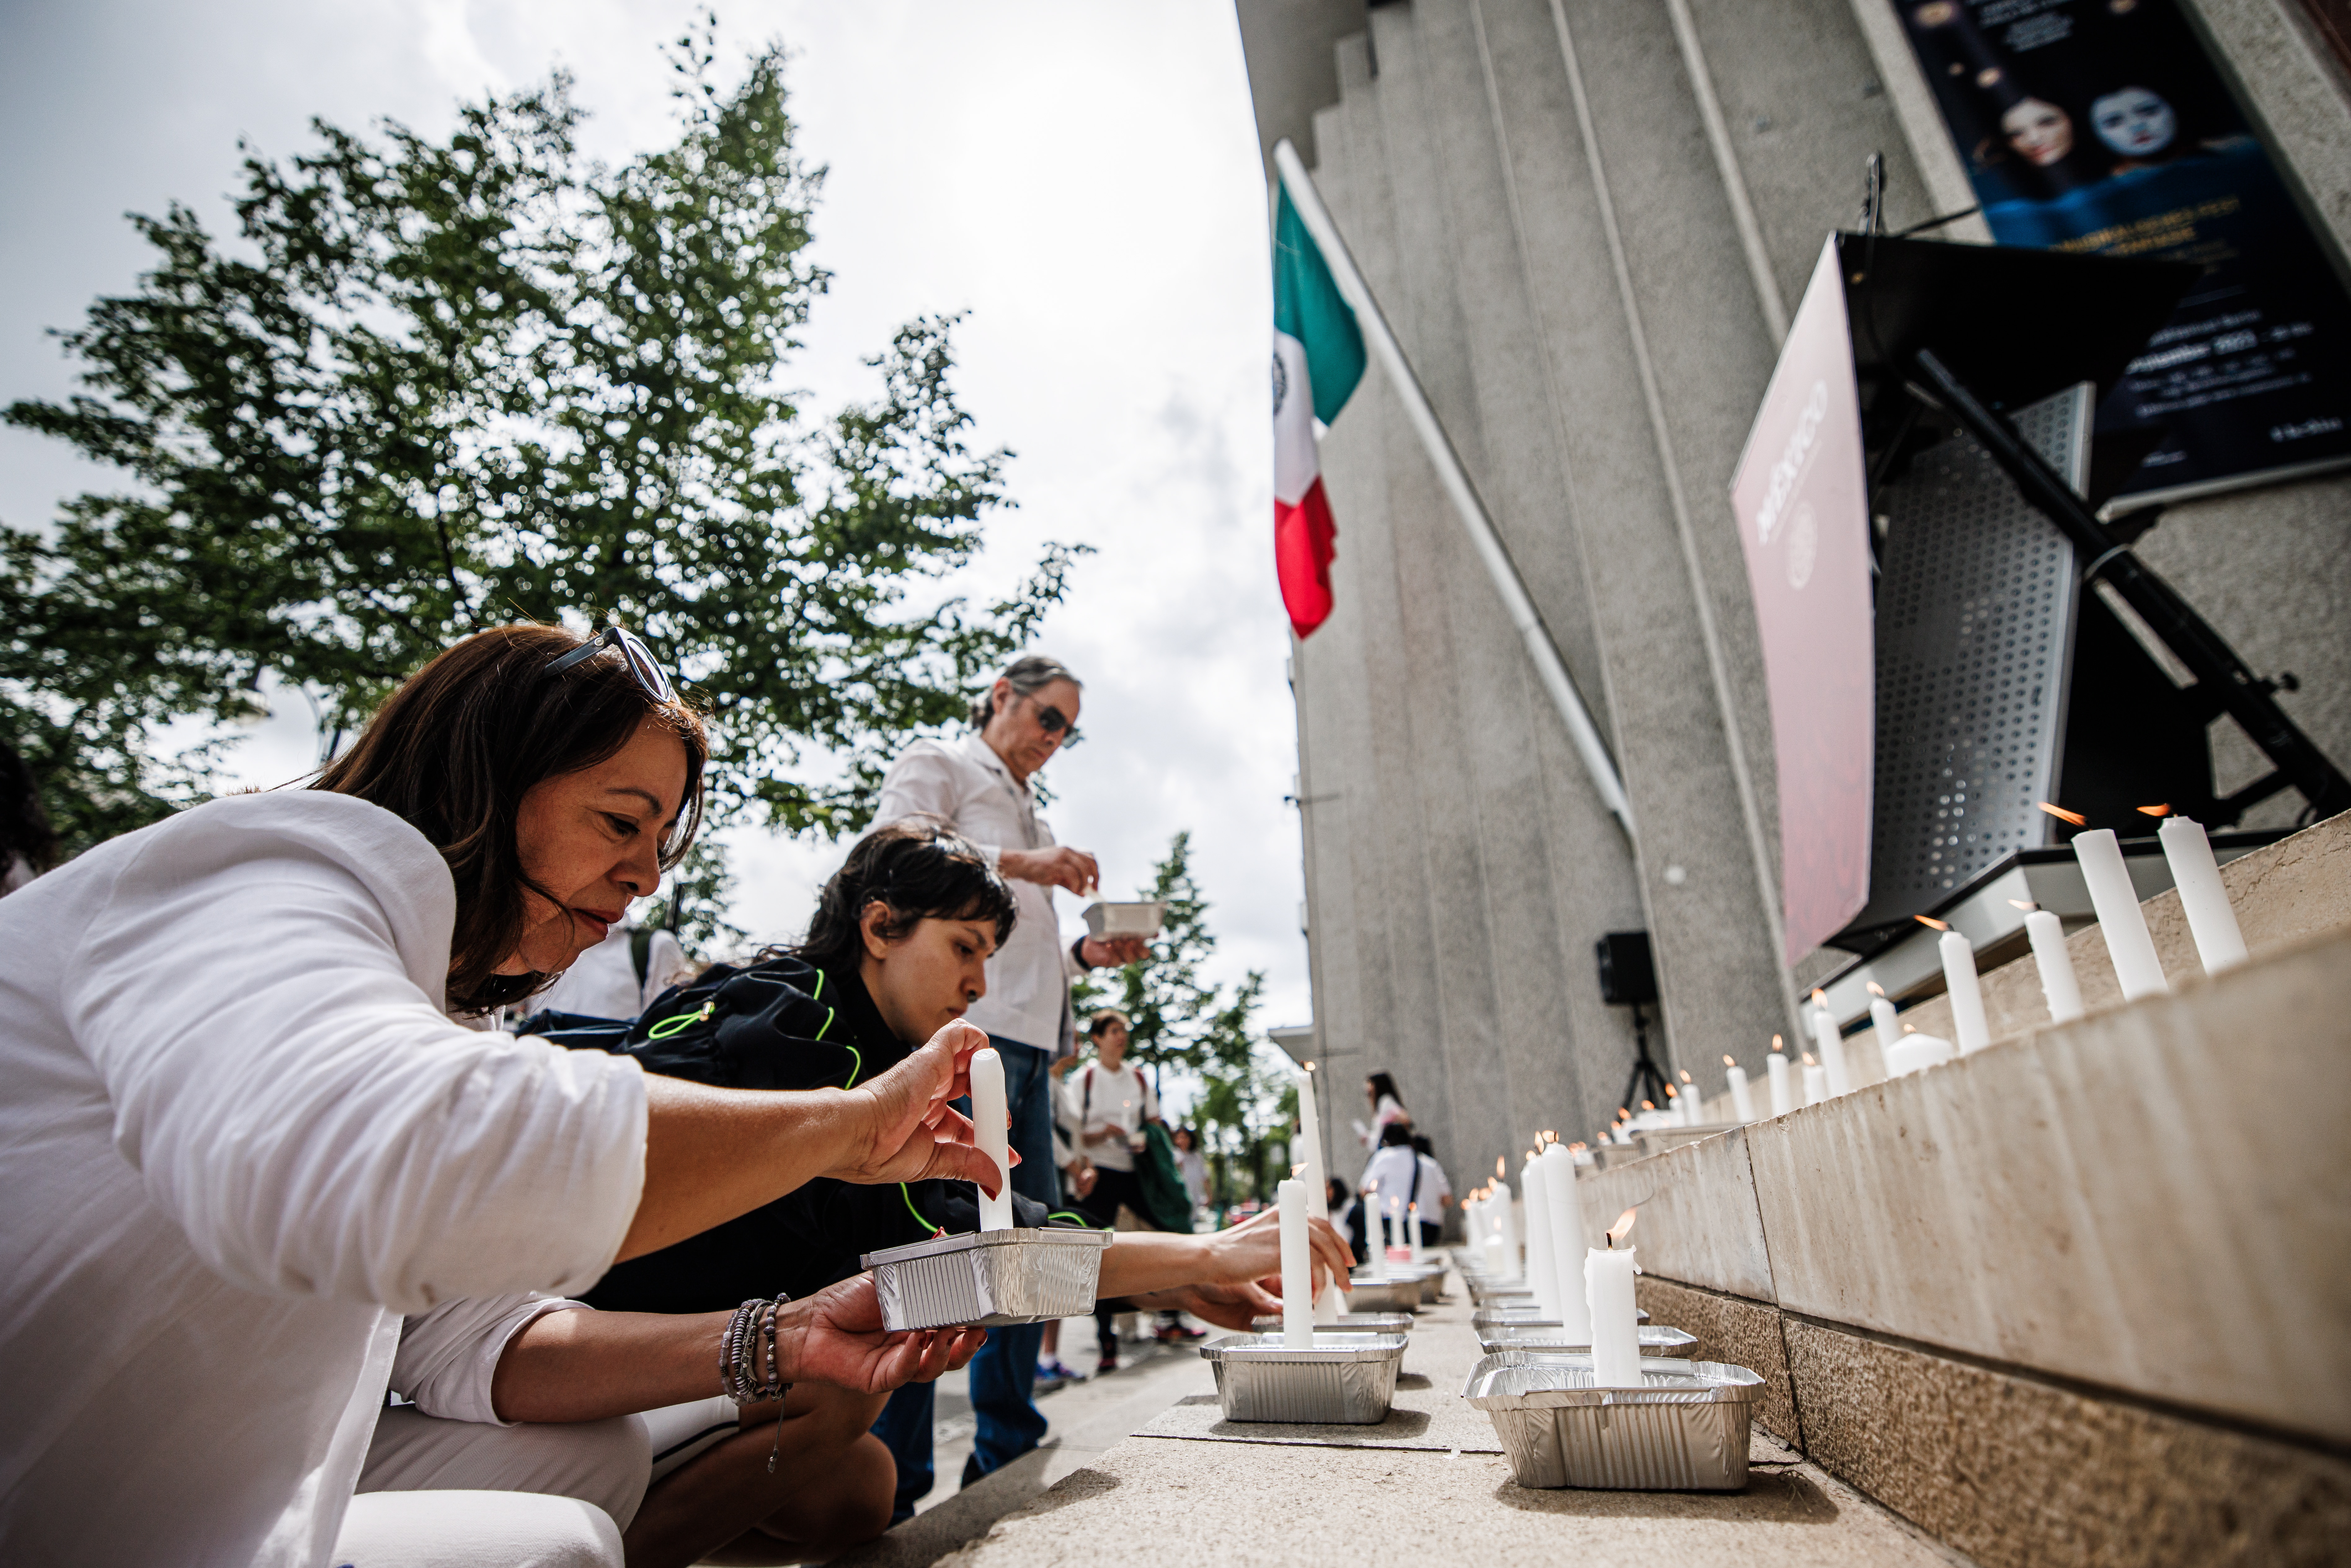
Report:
1617,1002,1673,1117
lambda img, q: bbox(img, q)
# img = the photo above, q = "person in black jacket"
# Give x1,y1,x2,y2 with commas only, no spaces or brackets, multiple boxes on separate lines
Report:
566,818,1354,1523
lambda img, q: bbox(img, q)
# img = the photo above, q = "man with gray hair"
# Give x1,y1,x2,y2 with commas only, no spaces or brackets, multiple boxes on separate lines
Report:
863,655,1148,1510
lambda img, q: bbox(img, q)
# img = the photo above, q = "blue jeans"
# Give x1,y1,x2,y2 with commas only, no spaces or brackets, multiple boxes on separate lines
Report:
872,1037,1059,1508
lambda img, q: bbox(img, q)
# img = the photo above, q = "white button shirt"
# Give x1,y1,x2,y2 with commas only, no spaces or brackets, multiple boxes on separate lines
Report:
870,731,1081,1055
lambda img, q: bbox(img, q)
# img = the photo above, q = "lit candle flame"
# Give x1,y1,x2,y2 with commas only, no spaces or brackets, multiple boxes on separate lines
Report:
2037,801,2088,826
1607,1208,1638,1246
1802,1051,1816,1065
1641,1099,1655,1111
1291,1163,1306,1179
2008,898,2038,910
1915,914,1950,930
1811,988,1829,1006
1902,1024,1917,1034
1664,1085,1678,1099
2137,803,2171,817
1866,980,1885,996
1496,1156,1506,1178
1770,1034,1784,1054
1679,1069,1693,1083
1722,1054,1736,1066
1304,1060,1315,1073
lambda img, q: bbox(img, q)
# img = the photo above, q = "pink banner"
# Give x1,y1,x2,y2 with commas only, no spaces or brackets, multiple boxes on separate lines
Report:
1730,239,1875,965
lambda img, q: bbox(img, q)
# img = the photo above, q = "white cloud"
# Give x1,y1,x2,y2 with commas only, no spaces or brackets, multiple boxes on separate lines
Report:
0,0,1311,1029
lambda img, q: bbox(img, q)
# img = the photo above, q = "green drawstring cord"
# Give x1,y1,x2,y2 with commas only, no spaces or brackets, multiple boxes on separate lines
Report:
1048,1211,1099,1228
900,1184,943,1238
645,1000,711,1040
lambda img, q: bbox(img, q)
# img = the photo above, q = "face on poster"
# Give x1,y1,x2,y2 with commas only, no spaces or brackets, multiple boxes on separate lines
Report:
1730,241,1875,966
1895,0,2351,506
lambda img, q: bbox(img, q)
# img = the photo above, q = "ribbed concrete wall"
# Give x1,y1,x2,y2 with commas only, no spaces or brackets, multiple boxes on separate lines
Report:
1279,0,2351,1200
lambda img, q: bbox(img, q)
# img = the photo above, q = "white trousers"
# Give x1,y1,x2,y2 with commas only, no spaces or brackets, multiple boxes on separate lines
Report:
332,1399,740,1567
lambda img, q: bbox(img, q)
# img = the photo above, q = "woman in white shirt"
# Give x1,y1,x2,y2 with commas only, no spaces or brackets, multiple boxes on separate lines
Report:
0,624,1001,1568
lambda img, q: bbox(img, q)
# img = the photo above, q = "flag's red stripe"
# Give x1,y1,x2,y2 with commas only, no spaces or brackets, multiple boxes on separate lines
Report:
1275,478,1339,639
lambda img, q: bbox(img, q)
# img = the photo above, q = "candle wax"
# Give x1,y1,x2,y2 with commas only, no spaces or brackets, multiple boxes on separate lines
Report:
1802,1062,1828,1106
1870,997,1900,1052
1938,930,1992,1055
1585,1245,1644,1387
2024,910,2085,1023
1539,1145,1593,1340
1522,1161,1558,1319
1767,1054,1792,1117
1726,1064,1756,1123
969,1048,1014,1232
2159,816,2249,974
1277,1178,1313,1349
1293,1071,1342,1321
2073,828,2169,1001
1809,1006,1851,1097
1883,1032,1955,1077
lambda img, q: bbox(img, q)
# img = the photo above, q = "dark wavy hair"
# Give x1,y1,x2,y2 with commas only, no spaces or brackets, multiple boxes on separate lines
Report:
314,624,708,1013
0,739,57,877
794,816,1017,978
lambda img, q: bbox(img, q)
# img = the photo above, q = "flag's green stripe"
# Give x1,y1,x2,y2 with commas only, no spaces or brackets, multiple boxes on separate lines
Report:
1274,187,1367,424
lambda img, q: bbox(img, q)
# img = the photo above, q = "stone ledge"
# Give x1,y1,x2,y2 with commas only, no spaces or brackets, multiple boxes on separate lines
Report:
1782,1317,2351,1568
1637,1274,1804,1447
1575,1123,1775,1300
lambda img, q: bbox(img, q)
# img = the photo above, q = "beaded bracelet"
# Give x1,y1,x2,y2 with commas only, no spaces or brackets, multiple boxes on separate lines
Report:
719,1296,794,1472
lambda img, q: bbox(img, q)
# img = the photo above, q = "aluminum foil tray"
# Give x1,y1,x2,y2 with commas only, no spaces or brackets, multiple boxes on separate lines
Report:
1467,1278,1534,1305
1250,1311,1414,1335
1473,1304,1649,1326
1202,1332,1409,1424
860,1226,1111,1330
1341,1275,1423,1313
1463,1351,1764,1490
1474,1324,1698,1357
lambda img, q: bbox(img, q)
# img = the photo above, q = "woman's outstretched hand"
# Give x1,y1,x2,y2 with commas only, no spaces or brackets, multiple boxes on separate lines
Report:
777,1274,987,1393
824,1019,1018,1192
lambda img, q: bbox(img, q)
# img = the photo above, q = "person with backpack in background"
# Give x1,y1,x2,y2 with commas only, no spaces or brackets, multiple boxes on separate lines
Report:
531,918,695,1020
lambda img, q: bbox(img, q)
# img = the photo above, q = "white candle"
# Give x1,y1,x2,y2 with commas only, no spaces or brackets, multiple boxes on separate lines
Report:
1362,1182,1389,1281
1870,995,1900,1052
969,1047,1014,1232
1496,1177,1521,1279
1294,1067,1343,1321
2074,828,2169,1000
2160,816,2249,974
2025,910,2085,1023
1407,1202,1425,1264
1724,1057,1756,1123
1808,1002,1851,1096
1938,931,1992,1054
1767,1050,1792,1117
1539,1146,1592,1340
1802,1057,1828,1106
1522,1160,1558,1318
1585,1243,1643,1387
1882,1031,1956,1077
1277,1177,1313,1348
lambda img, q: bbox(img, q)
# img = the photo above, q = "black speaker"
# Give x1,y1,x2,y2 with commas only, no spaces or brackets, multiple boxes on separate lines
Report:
1595,931,1657,1007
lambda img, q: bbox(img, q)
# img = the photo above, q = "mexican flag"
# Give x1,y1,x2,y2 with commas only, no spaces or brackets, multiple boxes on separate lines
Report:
1273,185,1366,639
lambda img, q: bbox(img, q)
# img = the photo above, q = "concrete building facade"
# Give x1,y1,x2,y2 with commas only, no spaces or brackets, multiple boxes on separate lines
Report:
1239,0,2351,1202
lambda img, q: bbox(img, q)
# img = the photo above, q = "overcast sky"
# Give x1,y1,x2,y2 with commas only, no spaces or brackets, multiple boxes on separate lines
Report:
0,0,1311,1066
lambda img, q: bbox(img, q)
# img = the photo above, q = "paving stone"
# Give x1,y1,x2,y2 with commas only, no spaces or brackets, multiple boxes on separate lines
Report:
1783,1318,2351,1568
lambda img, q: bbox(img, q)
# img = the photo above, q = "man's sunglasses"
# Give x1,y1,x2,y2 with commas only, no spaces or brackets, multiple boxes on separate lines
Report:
542,625,674,704
1026,695,1079,745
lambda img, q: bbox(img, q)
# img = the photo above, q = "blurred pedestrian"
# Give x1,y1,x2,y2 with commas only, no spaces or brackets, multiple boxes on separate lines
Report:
1410,1133,1453,1246
1356,1070,1410,1151
1172,1126,1209,1228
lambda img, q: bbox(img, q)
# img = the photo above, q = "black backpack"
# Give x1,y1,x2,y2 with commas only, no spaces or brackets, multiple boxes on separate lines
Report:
517,954,1071,1313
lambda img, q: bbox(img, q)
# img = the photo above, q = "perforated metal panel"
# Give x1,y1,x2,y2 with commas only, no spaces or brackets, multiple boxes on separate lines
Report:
1847,384,2089,934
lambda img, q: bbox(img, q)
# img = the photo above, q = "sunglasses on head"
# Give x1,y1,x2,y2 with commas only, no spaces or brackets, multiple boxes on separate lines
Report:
542,625,674,704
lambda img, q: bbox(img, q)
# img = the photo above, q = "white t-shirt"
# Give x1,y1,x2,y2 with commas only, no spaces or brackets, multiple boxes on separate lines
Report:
1360,1145,1422,1224
531,922,692,1020
1073,1059,1158,1172
0,792,650,1566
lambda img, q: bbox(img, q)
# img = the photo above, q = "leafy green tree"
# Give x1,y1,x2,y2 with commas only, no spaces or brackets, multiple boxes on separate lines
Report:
1074,830,1293,1204
2,20,1076,857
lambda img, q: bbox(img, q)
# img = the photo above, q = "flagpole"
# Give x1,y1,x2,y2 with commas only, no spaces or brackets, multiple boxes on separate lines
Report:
1273,139,1635,840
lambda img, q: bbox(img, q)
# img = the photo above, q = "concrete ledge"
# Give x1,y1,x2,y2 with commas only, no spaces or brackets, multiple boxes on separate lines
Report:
1576,1124,1776,1300
1783,1317,2351,1568
1637,1274,1804,1446
1749,926,2351,1446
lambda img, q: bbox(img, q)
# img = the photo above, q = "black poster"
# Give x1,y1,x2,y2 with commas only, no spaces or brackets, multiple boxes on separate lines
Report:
1894,0,2351,507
